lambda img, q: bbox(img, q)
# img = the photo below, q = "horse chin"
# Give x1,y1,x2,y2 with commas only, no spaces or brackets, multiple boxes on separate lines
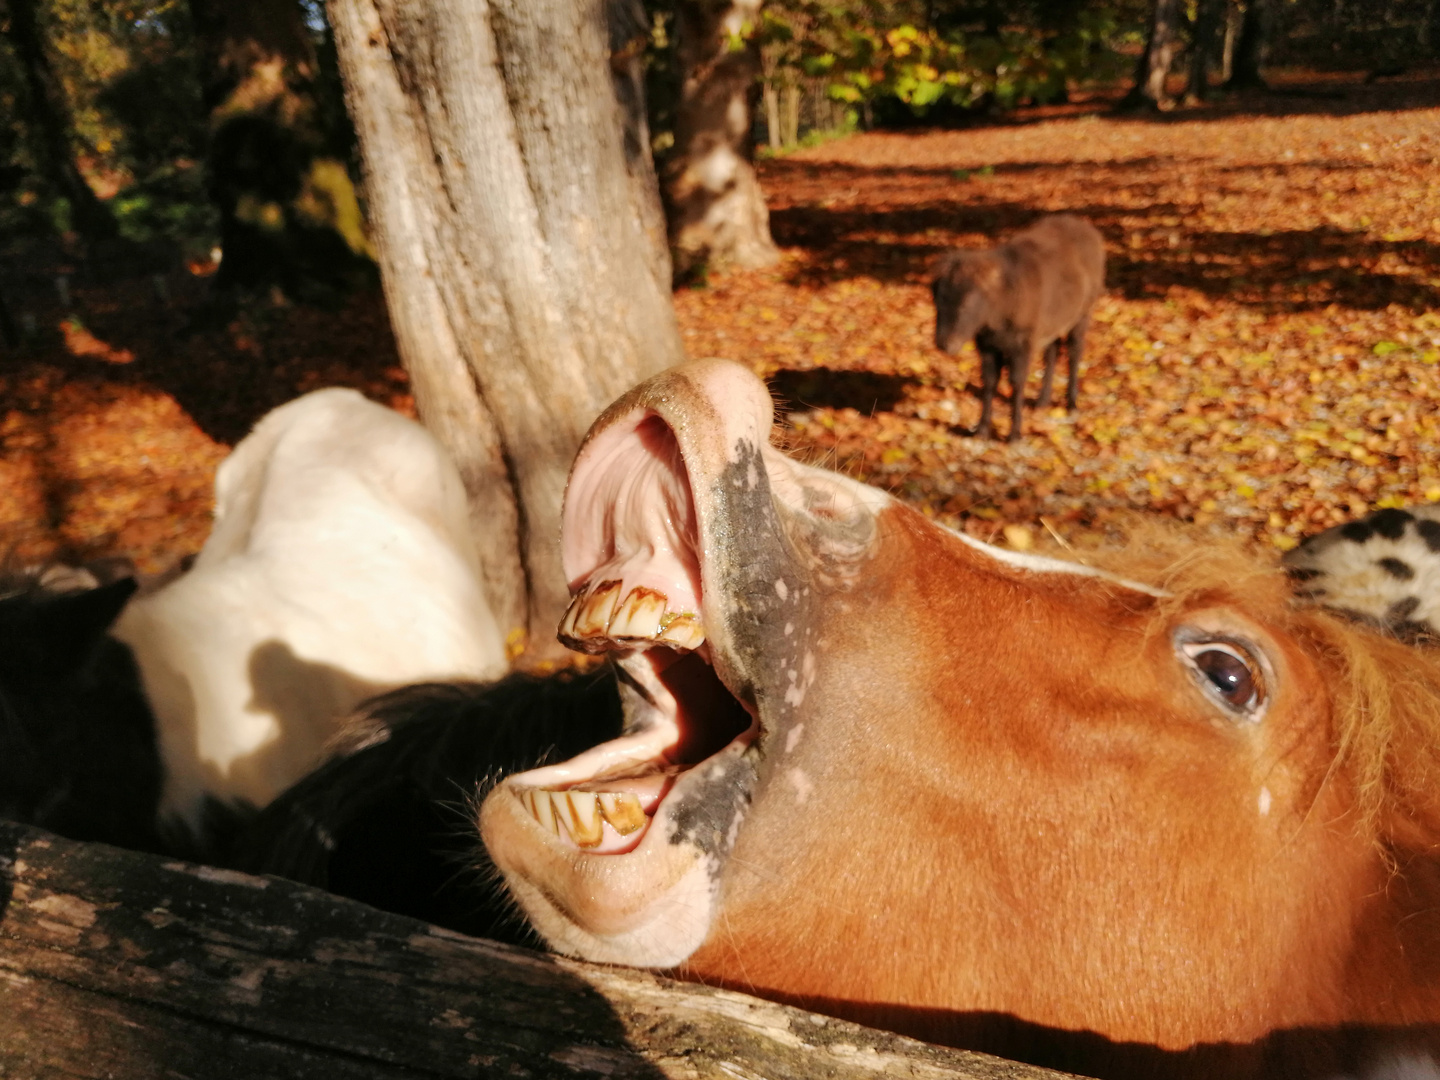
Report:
478,640,756,967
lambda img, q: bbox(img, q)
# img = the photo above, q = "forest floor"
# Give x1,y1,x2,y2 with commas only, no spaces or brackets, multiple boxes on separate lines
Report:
3,69,1440,573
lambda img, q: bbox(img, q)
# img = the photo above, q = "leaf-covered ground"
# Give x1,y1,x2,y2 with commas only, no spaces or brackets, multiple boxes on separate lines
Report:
679,71,1440,552
0,276,411,571
3,71,1439,572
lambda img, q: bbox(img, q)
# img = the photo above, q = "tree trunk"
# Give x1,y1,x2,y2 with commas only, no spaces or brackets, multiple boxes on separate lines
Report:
764,84,782,150
1225,0,1271,90
1223,1,1240,81
188,0,372,300
0,821,1069,1080
1185,0,1226,103
2,0,116,242
325,0,685,665
607,0,675,291
1120,0,1184,110
781,82,800,147
666,0,779,281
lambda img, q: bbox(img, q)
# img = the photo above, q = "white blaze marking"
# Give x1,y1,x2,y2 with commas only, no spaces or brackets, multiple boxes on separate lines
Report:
785,723,804,754
950,528,1167,597
787,767,813,805
785,651,816,708
1258,787,1272,816
725,807,746,849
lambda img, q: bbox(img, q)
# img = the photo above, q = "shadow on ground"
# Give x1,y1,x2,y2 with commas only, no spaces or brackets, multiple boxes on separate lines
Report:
768,368,917,416
767,186,1439,313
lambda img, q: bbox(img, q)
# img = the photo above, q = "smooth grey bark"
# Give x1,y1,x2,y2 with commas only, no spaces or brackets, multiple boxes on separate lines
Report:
667,0,779,279
781,82,800,147
607,0,674,290
764,83,783,150
0,822,1072,1080
1121,0,1185,110
1223,0,1241,81
325,0,685,665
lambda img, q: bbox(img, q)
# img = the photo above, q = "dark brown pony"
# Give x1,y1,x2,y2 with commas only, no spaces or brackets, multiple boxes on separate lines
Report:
933,214,1105,440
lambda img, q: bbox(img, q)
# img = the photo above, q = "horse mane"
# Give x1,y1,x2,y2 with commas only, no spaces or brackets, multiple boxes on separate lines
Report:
1074,520,1440,845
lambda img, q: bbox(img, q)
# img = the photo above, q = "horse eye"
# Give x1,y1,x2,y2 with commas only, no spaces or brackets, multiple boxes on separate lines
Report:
1179,640,1265,717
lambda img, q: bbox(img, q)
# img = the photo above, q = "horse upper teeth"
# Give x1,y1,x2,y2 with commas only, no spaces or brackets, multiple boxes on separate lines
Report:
558,584,704,653
573,580,622,636
516,788,648,847
656,614,704,650
609,586,667,639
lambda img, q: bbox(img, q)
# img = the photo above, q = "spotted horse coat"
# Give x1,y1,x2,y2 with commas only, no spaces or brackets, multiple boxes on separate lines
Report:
1284,506,1440,641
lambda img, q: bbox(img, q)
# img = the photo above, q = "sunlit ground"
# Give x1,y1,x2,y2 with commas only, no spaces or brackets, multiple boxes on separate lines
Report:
0,274,410,571
3,70,1438,572
677,70,1440,552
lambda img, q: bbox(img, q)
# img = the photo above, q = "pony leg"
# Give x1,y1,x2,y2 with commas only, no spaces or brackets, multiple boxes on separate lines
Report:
1036,340,1059,408
976,343,1001,439
1007,349,1032,443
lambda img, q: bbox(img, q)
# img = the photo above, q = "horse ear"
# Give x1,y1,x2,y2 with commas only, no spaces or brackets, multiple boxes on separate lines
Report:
28,577,139,675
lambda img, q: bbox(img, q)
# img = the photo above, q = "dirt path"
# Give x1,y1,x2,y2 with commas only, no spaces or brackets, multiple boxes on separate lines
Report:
3,72,1439,570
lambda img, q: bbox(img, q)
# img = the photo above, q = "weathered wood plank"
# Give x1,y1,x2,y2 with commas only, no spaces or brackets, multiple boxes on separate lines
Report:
0,823,1075,1079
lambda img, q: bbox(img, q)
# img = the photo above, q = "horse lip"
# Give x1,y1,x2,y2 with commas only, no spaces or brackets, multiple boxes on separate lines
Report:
500,643,760,858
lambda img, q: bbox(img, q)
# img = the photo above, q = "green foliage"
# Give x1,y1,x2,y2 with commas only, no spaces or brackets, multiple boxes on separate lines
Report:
109,162,216,253
759,0,1149,127
0,0,211,249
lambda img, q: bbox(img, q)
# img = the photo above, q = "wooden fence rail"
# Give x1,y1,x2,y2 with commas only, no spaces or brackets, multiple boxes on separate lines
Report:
0,821,1071,1079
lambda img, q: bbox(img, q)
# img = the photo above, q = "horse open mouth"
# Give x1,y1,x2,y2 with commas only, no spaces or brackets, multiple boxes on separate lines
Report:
496,409,757,858
480,359,885,965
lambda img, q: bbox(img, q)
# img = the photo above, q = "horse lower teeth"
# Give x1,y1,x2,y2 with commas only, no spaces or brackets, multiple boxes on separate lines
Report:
518,788,647,847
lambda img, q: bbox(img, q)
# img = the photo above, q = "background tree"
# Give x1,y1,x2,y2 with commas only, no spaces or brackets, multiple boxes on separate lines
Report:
188,0,371,299
1225,0,1272,89
1120,0,1184,109
325,0,685,664
753,1,1141,134
664,0,779,281
1,0,116,241
1185,0,1226,102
